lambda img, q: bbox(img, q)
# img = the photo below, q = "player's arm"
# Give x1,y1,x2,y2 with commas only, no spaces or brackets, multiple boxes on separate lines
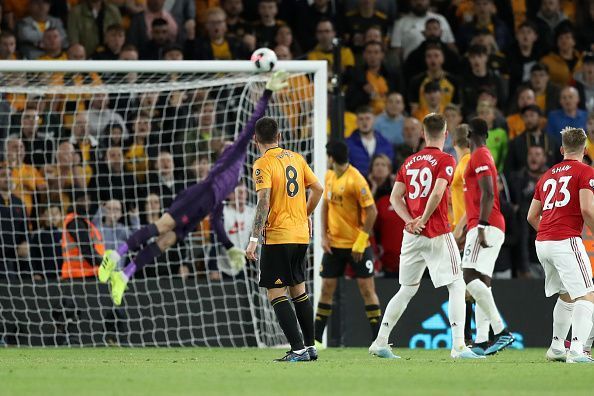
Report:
245,188,271,261
390,181,417,228
579,189,594,232
414,178,449,234
477,174,495,248
306,181,323,217
526,199,542,231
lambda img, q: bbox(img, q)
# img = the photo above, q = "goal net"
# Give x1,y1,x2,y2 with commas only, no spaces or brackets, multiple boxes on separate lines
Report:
0,60,326,347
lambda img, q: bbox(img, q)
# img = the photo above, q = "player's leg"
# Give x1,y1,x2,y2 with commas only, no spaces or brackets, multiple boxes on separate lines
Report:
314,249,347,344
352,247,382,340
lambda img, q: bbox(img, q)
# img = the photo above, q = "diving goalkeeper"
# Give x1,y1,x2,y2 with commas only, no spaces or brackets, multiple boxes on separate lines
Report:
100,71,289,305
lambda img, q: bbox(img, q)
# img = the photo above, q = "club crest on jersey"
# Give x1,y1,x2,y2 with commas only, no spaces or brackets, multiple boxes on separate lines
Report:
446,166,453,176
255,169,261,176
361,188,367,195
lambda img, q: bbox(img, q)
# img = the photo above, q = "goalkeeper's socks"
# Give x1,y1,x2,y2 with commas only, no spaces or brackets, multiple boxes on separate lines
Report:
292,293,315,346
314,302,332,343
365,304,382,338
271,296,305,351
123,223,159,253
123,262,137,281
134,242,163,272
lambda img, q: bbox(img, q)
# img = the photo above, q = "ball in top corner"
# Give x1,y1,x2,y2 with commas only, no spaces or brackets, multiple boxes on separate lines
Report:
251,48,277,72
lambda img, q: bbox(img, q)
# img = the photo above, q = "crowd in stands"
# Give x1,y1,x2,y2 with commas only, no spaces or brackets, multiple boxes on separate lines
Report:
1,0,594,282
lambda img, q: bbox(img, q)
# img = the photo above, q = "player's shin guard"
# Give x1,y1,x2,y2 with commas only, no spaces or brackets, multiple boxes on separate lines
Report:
570,300,594,353
292,293,315,347
272,296,305,352
375,284,419,346
133,242,163,273
466,279,504,334
447,279,467,350
121,223,159,255
314,302,332,343
365,305,382,339
552,298,574,350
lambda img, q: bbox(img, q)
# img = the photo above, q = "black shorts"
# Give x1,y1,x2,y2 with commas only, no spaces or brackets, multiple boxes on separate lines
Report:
320,247,374,278
259,244,309,289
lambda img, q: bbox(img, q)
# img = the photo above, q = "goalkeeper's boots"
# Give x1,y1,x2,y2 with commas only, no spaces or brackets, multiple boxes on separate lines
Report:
369,341,400,359
546,347,567,362
566,350,594,364
306,346,318,361
99,250,120,283
469,341,489,356
484,330,515,355
274,350,311,362
109,271,128,306
451,346,486,359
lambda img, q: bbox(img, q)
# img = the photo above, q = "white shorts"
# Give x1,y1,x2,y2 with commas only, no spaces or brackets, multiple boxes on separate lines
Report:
461,226,505,277
535,237,594,300
399,231,462,288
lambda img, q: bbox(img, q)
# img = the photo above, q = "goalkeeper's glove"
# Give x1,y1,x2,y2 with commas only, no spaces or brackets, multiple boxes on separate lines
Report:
265,70,289,92
226,246,246,271
352,230,369,254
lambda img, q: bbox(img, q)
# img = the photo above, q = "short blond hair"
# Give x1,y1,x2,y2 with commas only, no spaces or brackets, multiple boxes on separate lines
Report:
561,127,587,154
452,124,470,149
206,7,226,20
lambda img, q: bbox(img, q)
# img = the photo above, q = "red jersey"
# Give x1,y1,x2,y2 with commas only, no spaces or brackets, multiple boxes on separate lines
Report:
396,147,456,238
463,146,505,232
533,159,594,241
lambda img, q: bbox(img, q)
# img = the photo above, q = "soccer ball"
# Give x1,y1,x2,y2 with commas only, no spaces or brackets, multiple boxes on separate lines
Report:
251,48,277,72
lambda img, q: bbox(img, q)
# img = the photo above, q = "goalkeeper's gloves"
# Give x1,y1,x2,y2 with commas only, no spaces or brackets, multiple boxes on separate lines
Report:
265,70,289,92
352,230,369,254
226,246,246,271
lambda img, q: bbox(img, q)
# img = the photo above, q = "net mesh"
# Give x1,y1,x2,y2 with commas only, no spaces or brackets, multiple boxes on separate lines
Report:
0,69,317,347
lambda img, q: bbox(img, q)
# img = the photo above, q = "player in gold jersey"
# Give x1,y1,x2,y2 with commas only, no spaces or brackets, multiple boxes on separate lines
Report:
246,117,324,362
314,140,380,345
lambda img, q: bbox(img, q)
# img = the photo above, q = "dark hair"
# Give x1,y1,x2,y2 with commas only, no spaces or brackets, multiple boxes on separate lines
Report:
530,62,549,74
326,140,349,165
163,44,184,56
106,23,125,34
356,105,374,115
520,104,542,115
425,17,440,27
583,52,594,64
152,18,169,28
423,81,441,94
554,21,575,44
0,31,16,40
467,44,488,56
121,43,138,53
255,117,279,143
468,117,489,138
424,41,444,53
364,40,384,52
518,20,538,33
316,18,335,31
422,113,446,138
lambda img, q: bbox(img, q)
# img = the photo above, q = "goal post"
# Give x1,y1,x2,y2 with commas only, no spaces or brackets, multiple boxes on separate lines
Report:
0,60,327,347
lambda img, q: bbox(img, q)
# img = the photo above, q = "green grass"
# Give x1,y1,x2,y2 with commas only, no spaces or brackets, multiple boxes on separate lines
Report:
0,348,591,396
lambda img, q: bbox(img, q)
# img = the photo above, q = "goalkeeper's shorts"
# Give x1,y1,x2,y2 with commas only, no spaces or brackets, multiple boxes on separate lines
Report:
259,244,308,289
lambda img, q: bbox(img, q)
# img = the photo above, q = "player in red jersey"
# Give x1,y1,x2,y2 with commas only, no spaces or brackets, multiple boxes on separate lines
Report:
369,113,483,360
457,118,514,356
527,127,594,364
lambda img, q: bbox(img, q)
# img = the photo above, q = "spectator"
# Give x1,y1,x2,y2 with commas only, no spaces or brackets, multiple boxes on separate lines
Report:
30,204,62,279
586,112,594,162
68,0,122,57
99,124,128,155
394,117,422,168
273,25,301,59
307,19,355,77
163,44,184,61
139,18,174,60
373,92,405,146
91,23,126,60
36,27,67,60
5,135,47,217
346,106,394,176
412,81,444,121
541,22,584,86
345,41,400,114
252,0,285,48
223,184,255,254
273,44,291,60
403,18,461,79
366,153,392,198
506,86,540,139
17,0,67,60
128,0,178,55
456,0,512,53
408,42,460,116
468,28,509,79
344,0,389,52
3,0,32,32
546,86,588,144
0,31,19,60
295,0,344,53
92,199,141,252
476,101,508,172
534,0,568,52
575,52,594,113
148,151,185,209
60,190,105,279
94,146,139,207
19,108,55,167
529,62,561,113
68,111,98,185
575,0,594,51
125,114,151,183
390,0,455,62
506,104,561,175
508,21,543,91
459,44,506,116
0,164,29,279
221,0,253,45
167,0,196,42
143,193,162,225
187,7,250,60
87,93,127,140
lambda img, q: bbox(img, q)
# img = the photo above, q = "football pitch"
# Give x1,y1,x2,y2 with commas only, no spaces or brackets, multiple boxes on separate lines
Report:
1,348,591,396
